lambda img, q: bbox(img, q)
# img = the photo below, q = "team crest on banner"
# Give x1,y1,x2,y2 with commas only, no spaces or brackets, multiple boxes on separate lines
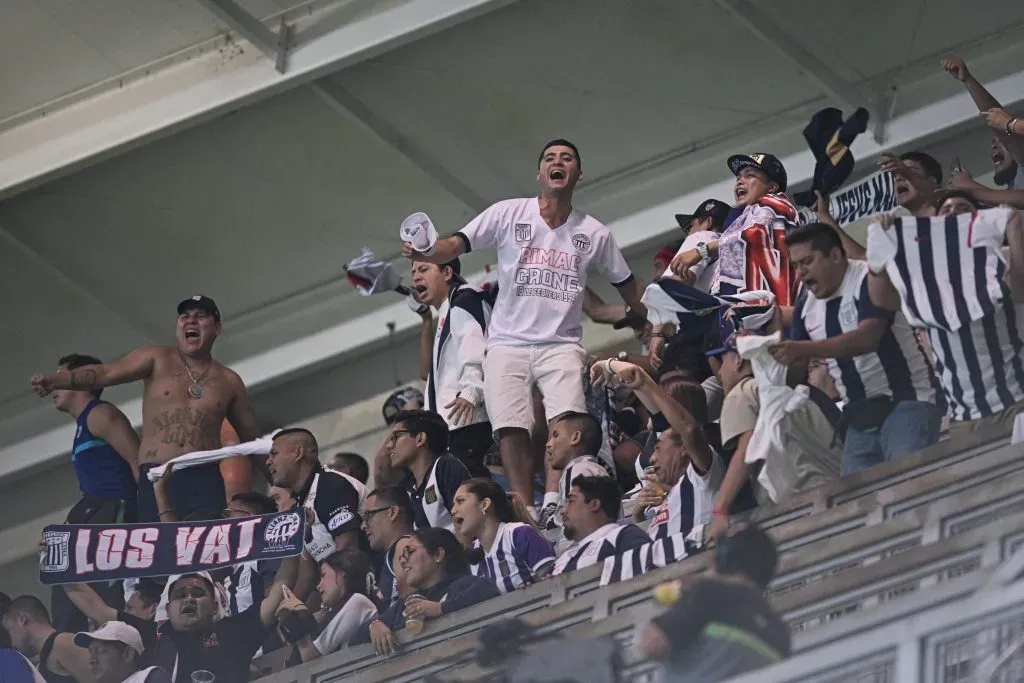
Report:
514,223,532,243
39,510,304,585
41,530,71,573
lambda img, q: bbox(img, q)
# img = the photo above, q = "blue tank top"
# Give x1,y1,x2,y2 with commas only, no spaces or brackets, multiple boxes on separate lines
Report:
72,399,135,498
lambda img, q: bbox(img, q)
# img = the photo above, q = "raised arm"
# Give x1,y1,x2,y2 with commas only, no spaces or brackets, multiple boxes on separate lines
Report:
402,236,467,265
943,57,1024,165
31,346,158,396
61,583,118,626
814,191,866,260
87,403,140,482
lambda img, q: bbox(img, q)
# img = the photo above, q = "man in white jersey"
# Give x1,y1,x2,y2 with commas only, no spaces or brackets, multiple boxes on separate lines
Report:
402,139,646,507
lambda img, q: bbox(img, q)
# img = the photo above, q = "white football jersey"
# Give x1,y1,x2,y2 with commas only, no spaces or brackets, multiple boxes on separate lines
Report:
457,197,633,347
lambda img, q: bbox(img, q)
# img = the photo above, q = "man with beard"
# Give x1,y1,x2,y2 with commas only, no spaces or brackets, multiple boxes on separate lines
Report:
30,296,263,523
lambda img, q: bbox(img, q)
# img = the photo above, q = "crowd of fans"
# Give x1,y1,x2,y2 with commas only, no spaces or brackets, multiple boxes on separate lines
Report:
4,56,1024,683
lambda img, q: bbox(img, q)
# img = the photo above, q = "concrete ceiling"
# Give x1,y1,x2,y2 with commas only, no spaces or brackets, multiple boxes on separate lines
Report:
2,0,1024,482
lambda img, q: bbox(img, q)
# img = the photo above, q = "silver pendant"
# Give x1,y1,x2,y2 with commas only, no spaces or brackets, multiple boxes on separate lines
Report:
188,383,203,399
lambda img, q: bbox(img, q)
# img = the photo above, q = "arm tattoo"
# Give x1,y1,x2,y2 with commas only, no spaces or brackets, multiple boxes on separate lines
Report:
69,368,98,390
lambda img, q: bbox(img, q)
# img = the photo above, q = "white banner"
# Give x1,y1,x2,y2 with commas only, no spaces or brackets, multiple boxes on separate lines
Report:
798,171,898,226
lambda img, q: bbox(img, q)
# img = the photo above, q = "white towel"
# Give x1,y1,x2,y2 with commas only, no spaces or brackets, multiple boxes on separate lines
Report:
145,430,281,482
737,333,811,503
400,212,438,255
865,220,898,274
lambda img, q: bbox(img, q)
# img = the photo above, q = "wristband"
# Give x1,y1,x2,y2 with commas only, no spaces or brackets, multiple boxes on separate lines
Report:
279,608,318,644
1007,118,1019,136
649,332,666,339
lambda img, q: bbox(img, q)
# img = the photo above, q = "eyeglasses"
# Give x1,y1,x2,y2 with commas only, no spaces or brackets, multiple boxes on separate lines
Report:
387,429,413,447
399,543,426,562
362,505,395,520
170,586,209,601
222,507,252,519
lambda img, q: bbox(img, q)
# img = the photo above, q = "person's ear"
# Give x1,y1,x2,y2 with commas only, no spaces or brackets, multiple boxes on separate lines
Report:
415,432,428,449
570,429,582,447
767,181,780,194
433,547,446,565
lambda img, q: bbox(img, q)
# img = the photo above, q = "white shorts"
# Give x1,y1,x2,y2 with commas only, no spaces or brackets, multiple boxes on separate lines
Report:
483,343,587,432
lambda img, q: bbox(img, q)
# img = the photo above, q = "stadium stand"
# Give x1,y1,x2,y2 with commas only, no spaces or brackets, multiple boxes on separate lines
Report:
247,421,1021,682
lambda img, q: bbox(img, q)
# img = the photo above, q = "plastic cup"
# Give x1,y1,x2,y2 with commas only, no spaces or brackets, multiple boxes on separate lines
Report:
404,594,426,635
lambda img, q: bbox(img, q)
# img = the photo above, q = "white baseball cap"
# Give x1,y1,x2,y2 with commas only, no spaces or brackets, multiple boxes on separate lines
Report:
74,621,145,655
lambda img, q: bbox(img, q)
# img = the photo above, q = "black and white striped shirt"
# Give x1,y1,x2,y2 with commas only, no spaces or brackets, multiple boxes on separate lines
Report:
791,259,935,405
867,211,1024,420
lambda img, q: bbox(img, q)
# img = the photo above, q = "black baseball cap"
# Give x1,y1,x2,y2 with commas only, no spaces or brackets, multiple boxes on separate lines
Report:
728,153,788,192
675,198,731,232
176,295,221,322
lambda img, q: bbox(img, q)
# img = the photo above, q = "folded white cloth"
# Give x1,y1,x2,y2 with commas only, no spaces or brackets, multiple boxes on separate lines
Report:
737,333,810,502
400,212,438,255
865,220,897,274
145,430,281,481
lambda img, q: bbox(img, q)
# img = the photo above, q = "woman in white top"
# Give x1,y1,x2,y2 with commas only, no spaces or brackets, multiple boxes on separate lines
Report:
276,548,381,662
452,477,556,594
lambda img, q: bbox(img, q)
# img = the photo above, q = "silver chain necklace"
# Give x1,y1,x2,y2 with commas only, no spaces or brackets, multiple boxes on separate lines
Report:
179,353,210,399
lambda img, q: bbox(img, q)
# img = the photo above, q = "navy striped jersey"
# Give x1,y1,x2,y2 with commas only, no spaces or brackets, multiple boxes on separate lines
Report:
647,462,717,541
539,455,609,532
867,211,1024,420
552,522,651,575
476,522,555,593
406,454,471,533
223,559,279,615
791,259,935,404
72,398,135,498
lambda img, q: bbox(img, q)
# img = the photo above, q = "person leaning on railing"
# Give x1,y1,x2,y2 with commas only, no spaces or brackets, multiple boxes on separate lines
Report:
351,528,500,657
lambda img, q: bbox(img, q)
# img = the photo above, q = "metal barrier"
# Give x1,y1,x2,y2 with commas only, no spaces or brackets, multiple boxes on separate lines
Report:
253,425,1016,683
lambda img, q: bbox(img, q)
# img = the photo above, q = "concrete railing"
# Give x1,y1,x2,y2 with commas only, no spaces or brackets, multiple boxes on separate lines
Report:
252,423,1017,682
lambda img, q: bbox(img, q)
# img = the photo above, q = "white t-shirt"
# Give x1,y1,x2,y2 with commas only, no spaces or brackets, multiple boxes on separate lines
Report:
661,230,720,293
457,197,633,347
313,593,379,656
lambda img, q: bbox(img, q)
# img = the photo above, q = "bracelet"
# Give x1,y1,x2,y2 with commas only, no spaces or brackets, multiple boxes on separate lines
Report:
1009,118,1020,136
649,332,666,338
605,358,615,376
697,243,710,261
712,508,729,518
158,509,175,518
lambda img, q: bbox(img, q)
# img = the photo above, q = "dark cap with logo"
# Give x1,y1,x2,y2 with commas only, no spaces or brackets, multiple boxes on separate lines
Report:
675,198,731,232
728,153,788,193
176,295,221,322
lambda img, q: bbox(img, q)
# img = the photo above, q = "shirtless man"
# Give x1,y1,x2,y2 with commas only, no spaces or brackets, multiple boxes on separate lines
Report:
30,295,262,522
